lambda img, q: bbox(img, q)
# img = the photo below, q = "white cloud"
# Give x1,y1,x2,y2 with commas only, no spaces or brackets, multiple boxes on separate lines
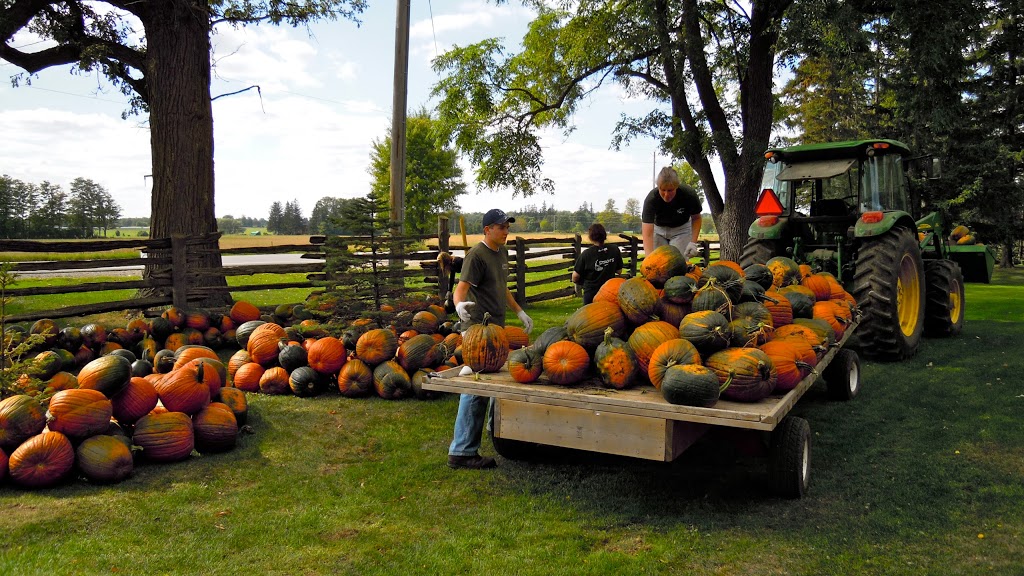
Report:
211,26,324,92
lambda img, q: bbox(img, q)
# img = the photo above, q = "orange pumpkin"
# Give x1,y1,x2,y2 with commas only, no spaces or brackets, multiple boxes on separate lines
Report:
172,345,219,371
230,300,262,324
759,340,812,392
641,245,688,287
227,349,251,381
192,402,238,453
504,326,530,350
76,354,132,398
355,328,399,366
647,339,701,389
812,301,848,339
657,299,691,327
594,327,639,390
337,359,374,397
461,313,509,373
8,431,75,488
411,311,439,334
258,366,291,395
627,321,680,375
763,289,794,327
565,301,627,349
216,387,248,426
508,347,543,384
45,389,112,439
161,306,187,329
801,274,833,302
132,411,194,462
594,277,627,304
246,322,288,366
155,364,212,415
307,337,347,375
111,377,159,425
232,363,265,393
542,340,590,385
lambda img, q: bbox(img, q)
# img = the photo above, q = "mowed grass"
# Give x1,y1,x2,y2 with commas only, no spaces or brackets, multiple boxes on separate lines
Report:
1,269,1023,574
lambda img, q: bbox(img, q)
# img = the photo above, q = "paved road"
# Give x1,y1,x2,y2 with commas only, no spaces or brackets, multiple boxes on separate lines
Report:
23,253,324,277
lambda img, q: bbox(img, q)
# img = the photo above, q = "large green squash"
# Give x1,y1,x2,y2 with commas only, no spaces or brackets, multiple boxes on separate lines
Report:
678,310,731,356
75,434,134,484
373,360,411,399
77,354,132,398
532,326,568,355
661,364,730,407
565,301,626,350
0,395,47,452
617,277,659,325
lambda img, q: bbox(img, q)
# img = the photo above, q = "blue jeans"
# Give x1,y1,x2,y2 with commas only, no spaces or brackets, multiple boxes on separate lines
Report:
448,394,492,456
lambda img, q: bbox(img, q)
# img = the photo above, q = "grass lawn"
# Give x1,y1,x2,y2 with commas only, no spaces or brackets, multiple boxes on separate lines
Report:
1,270,1022,574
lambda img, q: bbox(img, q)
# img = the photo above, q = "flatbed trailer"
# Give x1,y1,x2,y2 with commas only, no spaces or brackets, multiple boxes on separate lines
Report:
424,320,862,498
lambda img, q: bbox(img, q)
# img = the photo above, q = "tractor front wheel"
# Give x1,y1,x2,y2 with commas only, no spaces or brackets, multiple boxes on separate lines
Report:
852,227,925,360
924,259,965,337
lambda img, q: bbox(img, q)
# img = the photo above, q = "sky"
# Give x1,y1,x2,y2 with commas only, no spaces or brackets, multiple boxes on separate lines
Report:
0,1,685,220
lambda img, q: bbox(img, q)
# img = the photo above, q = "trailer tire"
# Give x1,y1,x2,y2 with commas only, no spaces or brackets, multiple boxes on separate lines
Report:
738,239,778,268
489,427,536,461
852,227,925,360
923,259,965,337
823,348,860,401
769,416,811,499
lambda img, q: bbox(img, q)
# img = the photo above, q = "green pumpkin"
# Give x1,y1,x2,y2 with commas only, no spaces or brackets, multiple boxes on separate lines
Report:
661,364,730,407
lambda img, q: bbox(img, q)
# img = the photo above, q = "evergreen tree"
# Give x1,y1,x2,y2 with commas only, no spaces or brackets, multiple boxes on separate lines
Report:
267,202,284,234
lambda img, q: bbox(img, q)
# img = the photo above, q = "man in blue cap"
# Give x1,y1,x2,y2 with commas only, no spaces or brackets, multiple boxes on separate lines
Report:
448,208,533,469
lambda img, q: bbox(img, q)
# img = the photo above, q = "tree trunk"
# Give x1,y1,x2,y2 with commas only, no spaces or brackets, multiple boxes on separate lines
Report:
140,0,229,306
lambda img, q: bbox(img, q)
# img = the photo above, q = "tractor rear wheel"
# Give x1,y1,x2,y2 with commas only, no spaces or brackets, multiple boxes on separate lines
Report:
852,227,925,360
924,259,965,337
739,239,778,268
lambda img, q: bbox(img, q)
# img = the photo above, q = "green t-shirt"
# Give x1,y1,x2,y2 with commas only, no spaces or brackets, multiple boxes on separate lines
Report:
459,241,509,327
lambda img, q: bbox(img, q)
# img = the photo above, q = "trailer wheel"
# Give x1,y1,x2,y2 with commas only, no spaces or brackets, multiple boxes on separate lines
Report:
769,416,811,498
851,226,925,360
488,427,536,461
823,348,860,401
923,259,965,337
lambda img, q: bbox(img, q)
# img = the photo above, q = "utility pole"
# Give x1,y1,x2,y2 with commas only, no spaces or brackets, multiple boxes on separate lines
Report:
389,0,410,238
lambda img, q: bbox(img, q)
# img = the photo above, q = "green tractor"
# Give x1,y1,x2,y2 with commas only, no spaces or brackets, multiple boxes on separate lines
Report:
739,139,988,360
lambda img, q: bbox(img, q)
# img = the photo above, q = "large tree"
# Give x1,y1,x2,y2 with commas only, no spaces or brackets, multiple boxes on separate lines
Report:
432,0,793,259
1,0,365,299
368,109,467,236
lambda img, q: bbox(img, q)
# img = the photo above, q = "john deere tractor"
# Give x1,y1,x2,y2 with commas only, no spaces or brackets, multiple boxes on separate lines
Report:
739,139,977,360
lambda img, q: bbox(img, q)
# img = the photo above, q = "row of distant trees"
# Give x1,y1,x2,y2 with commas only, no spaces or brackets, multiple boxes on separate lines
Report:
0,175,122,239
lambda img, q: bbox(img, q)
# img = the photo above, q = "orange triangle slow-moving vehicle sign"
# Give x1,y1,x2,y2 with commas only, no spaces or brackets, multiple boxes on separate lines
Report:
754,188,784,216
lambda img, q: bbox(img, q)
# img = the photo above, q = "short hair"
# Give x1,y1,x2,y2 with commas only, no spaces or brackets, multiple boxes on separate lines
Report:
587,222,607,244
656,167,681,189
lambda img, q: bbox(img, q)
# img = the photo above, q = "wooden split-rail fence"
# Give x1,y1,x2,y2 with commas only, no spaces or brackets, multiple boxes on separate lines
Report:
1,216,716,324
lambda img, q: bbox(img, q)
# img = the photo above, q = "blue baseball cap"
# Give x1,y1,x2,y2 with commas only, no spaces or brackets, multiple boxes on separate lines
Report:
482,209,516,227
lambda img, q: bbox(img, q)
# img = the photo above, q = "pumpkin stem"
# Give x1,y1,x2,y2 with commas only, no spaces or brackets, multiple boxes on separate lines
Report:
719,372,733,394
603,326,614,344
481,311,492,326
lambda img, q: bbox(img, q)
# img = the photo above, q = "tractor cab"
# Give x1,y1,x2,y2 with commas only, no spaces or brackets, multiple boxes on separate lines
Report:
748,139,918,277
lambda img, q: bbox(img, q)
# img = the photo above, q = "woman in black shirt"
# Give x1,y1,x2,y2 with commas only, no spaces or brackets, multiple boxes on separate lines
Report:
573,223,624,304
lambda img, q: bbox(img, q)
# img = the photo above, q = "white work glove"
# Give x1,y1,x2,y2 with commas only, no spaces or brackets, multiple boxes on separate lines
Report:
684,242,701,258
517,309,534,334
455,301,476,323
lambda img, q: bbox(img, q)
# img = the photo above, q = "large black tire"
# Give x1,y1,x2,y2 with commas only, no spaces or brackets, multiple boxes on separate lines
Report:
823,348,860,401
924,260,965,337
738,238,778,268
488,426,536,461
851,227,925,360
769,416,811,498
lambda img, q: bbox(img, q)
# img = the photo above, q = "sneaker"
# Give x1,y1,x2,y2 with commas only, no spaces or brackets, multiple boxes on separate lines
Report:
447,454,497,469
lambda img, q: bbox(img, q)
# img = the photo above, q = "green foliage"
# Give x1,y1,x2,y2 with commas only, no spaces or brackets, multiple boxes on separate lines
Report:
368,109,466,236
0,263,47,399
314,194,422,319
0,175,121,239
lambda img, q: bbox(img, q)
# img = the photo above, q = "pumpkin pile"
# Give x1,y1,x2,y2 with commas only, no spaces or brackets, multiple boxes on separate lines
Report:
0,350,248,489
506,246,858,409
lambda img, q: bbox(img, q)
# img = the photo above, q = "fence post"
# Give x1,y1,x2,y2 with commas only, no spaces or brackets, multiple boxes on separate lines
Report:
628,235,639,278
572,233,582,297
171,234,188,308
437,216,450,300
515,236,526,306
